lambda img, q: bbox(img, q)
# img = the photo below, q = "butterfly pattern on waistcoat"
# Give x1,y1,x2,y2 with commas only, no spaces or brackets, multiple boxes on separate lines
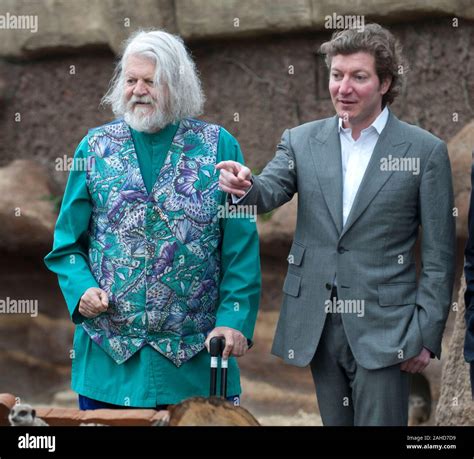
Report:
82,118,223,366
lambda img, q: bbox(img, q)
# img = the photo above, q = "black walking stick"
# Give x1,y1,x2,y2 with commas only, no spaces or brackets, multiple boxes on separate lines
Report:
220,345,228,399
209,336,227,398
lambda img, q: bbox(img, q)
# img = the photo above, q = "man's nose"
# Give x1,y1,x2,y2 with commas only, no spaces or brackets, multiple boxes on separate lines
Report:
338,77,352,95
133,80,148,96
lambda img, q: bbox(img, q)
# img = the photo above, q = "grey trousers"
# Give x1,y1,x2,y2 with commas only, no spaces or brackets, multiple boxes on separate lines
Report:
310,293,410,426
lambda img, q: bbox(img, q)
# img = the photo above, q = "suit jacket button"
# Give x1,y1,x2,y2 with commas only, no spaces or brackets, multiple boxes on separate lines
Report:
338,247,346,254
325,283,332,290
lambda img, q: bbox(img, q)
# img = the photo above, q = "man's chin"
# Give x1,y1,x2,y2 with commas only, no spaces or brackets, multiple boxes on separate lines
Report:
133,105,154,115
336,110,353,123
124,111,168,133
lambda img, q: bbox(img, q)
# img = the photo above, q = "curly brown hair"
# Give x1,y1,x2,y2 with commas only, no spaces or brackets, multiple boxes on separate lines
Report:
319,23,406,107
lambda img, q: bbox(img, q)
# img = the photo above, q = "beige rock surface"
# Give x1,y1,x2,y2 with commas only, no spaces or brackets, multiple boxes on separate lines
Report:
1,0,473,58
175,0,313,40
447,120,473,240
0,160,56,252
436,276,474,425
0,0,176,58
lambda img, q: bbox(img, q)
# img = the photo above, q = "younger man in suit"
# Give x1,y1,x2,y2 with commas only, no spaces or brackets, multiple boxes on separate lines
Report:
217,23,456,426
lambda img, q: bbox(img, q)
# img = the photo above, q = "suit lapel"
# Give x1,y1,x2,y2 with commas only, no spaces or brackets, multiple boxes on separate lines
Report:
339,111,411,239
310,116,344,234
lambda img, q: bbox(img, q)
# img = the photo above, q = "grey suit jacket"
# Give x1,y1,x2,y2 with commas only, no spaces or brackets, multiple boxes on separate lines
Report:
239,110,456,370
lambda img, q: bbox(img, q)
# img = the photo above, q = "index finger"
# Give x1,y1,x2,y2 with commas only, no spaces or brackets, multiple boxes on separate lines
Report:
216,161,240,175
237,166,251,181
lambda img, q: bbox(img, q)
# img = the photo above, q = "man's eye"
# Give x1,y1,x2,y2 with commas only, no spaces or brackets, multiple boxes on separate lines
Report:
146,80,154,85
355,75,366,81
331,73,341,79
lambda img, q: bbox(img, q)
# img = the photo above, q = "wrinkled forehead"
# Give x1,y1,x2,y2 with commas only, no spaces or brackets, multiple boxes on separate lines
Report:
123,54,157,78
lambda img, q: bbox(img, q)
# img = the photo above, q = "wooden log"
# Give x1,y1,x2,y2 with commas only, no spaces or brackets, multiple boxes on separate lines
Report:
34,407,169,426
167,396,260,426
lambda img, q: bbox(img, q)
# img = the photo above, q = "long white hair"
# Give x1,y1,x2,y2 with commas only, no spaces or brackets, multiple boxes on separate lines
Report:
101,29,205,124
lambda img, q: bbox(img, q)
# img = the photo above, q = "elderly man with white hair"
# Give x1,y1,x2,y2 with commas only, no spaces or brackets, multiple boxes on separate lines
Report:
44,30,261,410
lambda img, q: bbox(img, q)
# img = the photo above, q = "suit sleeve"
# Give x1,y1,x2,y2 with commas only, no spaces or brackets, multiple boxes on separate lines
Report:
464,154,474,362
416,140,456,358
215,128,261,341
44,135,99,324
236,129,297,214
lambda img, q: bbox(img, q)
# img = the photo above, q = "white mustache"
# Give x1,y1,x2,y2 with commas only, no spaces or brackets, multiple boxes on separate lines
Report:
127,96,156,110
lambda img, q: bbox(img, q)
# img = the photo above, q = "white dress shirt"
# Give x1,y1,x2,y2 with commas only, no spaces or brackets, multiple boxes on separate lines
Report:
332,106,389,288
340,106,389,226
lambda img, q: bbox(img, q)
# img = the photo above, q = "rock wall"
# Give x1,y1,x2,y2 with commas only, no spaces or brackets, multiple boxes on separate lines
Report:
1,0,473,57
436,277,473,425
1,21,473,192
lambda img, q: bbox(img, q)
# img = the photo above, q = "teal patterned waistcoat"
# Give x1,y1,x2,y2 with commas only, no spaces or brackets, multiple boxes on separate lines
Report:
83,118,222,366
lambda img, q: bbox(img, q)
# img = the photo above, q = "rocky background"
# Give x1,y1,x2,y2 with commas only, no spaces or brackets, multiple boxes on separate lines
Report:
0,0,473,425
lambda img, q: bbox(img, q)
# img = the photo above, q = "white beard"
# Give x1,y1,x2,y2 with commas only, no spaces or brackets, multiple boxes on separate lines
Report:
124,106,170,133
123,96,171,133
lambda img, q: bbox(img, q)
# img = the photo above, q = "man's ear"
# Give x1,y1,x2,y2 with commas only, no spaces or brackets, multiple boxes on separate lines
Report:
381,76,392,95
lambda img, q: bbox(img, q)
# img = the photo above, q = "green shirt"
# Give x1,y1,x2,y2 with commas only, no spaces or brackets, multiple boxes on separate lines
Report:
44,122,261,406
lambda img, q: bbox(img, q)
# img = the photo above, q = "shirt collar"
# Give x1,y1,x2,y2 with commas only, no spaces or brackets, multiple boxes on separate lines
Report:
130,122,179,144
338,105,389,135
